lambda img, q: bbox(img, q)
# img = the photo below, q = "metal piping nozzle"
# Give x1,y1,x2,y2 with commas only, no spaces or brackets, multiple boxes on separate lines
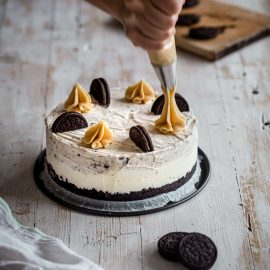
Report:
152,60,176,90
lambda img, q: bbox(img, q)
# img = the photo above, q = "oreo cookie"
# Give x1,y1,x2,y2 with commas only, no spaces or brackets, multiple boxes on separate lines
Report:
183,0,199,8
189,26,225,40
52,112,88,133
178,233,217,270
151,93,189,115
89,78,110,106
129,125,154,152
158,232,188,261
176,14,200,26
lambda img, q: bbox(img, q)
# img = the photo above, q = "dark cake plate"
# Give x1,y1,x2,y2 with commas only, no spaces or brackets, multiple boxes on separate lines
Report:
34,148,210,216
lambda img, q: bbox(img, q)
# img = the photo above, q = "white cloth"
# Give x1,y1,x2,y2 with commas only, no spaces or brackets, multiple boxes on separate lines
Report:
0,197,103,270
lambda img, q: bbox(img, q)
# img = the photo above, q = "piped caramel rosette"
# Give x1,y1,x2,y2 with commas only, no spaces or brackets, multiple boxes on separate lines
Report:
125,80,155,104
155,87,186,134
64,83,93,113
82,120,113,149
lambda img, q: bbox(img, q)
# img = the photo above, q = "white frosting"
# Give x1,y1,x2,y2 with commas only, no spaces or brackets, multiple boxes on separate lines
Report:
45,87,198,194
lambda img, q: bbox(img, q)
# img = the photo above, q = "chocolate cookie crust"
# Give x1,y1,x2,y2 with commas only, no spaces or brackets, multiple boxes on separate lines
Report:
47,162,197,201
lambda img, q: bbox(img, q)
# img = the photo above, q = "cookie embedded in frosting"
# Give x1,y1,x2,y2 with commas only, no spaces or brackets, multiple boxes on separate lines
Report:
64,83,93,113
155,87,186,134
52,112,88,133
151,93,190,115
82,120,113,149
129,125,154,152
125,80,155,104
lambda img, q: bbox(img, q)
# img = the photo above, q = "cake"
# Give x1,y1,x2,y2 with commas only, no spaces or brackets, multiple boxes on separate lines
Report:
45,79,198,201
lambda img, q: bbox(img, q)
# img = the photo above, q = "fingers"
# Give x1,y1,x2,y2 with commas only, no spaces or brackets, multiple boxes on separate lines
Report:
151,0,184,15
125,11,174,40
126,27,170,50
123,0,184,50
144,0,177,30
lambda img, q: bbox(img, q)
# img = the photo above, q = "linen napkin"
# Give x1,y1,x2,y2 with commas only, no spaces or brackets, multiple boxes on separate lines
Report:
0,197,103,270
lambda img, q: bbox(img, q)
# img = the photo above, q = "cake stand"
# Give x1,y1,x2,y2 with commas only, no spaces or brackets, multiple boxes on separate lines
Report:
34,148,210,216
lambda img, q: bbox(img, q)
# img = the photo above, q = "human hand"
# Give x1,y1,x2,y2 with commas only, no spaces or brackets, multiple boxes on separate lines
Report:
121,0,185,50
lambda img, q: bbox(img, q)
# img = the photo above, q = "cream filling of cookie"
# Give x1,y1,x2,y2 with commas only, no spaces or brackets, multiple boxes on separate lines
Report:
46,87,198,194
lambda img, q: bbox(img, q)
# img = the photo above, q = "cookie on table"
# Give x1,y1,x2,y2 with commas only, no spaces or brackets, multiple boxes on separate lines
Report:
183,0,199,8
177,14,200,26
178,232,218,270
189,26,225,40
158,232,188,261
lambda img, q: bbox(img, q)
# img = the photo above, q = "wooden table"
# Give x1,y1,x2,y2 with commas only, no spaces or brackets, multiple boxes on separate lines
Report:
0,0,269,269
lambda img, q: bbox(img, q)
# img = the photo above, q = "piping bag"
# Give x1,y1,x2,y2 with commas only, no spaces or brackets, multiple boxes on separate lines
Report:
147,37,186,133
147,37,177,91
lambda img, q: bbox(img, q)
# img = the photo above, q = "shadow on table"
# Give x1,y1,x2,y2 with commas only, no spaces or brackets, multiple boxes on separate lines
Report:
104,18,124,32
0,149,42,202
146,249,188,270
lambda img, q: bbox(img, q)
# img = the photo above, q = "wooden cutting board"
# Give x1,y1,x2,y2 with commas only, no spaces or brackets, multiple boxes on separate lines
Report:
175,0,270,61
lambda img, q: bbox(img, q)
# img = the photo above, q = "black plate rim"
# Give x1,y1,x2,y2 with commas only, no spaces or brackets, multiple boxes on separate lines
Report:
33,148,210,217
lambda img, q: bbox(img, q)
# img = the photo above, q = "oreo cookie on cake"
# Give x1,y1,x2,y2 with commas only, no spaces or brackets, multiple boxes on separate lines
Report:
89,77,110,106
151,93,189,115
129,125,154,152
52,112,88,133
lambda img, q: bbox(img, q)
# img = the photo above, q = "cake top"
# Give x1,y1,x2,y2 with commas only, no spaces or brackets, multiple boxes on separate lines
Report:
46,85,197,157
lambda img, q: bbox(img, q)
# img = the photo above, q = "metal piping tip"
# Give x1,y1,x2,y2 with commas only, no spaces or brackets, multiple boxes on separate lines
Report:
152,61,176,90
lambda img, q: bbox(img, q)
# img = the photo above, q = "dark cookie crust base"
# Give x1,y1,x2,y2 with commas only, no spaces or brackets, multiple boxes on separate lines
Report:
47,162,197,201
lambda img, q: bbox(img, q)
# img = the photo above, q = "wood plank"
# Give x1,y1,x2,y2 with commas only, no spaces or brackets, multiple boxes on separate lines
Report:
0,0,72,245
0,0,50,229
175,0,270,61
0,0,7,35
0,0,269,269
215,38,270,268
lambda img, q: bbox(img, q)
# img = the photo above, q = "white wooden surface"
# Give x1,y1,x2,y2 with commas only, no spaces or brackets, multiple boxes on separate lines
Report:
0,0,269,269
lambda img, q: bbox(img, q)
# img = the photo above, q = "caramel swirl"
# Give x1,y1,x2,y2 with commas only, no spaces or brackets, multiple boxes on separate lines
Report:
125,80,155,104
64,83,93,113
82,120,113,149
155,87,185,134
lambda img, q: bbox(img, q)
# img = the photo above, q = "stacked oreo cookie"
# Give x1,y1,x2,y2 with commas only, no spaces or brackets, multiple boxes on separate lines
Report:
158,232,217,269
176,0,230,41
